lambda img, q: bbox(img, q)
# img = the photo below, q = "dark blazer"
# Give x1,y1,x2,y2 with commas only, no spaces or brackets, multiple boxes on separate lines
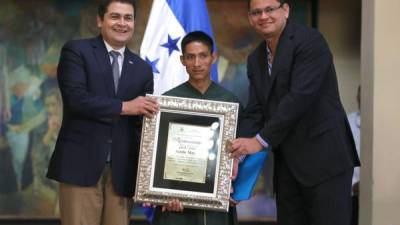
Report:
240,23,360,186
47,36,153,197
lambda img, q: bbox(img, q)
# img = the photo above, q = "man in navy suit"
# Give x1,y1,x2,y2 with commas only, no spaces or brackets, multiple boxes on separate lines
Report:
229,0,360,225
46,0,158,224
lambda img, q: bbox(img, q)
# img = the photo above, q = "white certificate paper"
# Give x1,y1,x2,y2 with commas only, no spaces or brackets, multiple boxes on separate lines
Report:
164,122,216,183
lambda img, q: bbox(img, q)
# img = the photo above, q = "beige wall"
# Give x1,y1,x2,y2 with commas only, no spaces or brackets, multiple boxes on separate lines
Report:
318,0,400,224
360,0,400,224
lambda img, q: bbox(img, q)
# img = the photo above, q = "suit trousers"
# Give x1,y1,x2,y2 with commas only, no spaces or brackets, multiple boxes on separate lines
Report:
275,158,353,225
59,164,132,225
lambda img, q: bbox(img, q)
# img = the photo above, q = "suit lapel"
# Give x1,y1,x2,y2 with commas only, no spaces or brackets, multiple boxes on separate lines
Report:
254,41,271,97
91,36,115,97
117,50,135,96
265,23,294,100
253,41,272,105
256,41,269,78
270,24,292,82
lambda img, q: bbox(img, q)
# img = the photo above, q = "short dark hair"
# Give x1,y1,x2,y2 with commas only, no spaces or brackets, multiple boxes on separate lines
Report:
181,31,214,54
247,0,286,10
98,0,137,20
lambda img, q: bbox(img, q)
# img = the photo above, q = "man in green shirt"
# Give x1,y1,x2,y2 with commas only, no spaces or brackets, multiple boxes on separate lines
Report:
152,31,241,225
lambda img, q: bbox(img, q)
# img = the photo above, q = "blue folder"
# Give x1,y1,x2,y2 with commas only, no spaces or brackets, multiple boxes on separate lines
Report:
231,149,269,201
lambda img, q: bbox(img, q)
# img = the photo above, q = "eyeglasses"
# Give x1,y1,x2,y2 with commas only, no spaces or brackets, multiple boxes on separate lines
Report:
248,4,283,18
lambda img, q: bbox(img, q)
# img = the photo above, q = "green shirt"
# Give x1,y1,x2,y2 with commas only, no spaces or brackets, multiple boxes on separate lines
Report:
164,81,241,105
153,81,240,225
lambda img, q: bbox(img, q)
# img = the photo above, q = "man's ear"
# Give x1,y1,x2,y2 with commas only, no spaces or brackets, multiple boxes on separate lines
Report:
212,52,218,64
96,15,102,28
248,13,255,27
283,3,290,19
180,55,185,66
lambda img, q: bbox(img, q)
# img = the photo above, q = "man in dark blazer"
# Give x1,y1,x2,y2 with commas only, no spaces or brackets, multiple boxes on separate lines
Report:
46,0,158,225
229,0,360,225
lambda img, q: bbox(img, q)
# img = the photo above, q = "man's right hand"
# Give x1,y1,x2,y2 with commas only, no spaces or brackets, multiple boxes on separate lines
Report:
121,96,159,118
228,137,263,158
162,199,184,212
231,158,239,181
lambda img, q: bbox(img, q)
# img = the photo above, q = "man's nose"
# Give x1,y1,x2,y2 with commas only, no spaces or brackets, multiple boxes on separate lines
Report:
194,57,203,66
117,18,127,25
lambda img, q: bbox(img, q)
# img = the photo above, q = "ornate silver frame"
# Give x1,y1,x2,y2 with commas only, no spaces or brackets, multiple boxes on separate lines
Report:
134,95,239,212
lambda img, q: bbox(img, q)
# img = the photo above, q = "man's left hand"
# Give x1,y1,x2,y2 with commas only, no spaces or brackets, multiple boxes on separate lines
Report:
162,199,184,212
229,181,239,206
229,197,239,206
231,158,239,181
229,137,263,158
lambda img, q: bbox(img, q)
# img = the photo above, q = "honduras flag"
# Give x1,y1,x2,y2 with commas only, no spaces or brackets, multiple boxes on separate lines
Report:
140,0,218,95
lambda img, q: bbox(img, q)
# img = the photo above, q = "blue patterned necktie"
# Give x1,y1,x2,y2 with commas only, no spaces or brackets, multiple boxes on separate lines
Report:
110,51,121,93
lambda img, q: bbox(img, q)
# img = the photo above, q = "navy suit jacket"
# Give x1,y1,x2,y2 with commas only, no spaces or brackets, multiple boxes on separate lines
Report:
47,36,153,197
240,23,360,186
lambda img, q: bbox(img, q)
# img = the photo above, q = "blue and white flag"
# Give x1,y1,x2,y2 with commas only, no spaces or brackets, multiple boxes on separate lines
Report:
232,150,269,201
140,0,218,95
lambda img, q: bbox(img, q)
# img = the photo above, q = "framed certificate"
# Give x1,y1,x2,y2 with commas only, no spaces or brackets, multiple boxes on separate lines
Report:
134,95,239,212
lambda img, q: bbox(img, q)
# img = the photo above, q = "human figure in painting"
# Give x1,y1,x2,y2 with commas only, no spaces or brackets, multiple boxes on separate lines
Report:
5,64,45,191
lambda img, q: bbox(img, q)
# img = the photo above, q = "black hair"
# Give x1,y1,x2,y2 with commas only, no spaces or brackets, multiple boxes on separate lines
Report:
247,0,286,10
98,0,137,20
181,31,214,54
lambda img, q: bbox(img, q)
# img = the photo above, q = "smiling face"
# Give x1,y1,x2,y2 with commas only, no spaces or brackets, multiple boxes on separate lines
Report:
181,41,216,83
248,0,289,40
97,1,134,49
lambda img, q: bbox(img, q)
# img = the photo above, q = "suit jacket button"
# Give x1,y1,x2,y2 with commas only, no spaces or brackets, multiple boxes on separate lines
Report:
107,140,112,144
